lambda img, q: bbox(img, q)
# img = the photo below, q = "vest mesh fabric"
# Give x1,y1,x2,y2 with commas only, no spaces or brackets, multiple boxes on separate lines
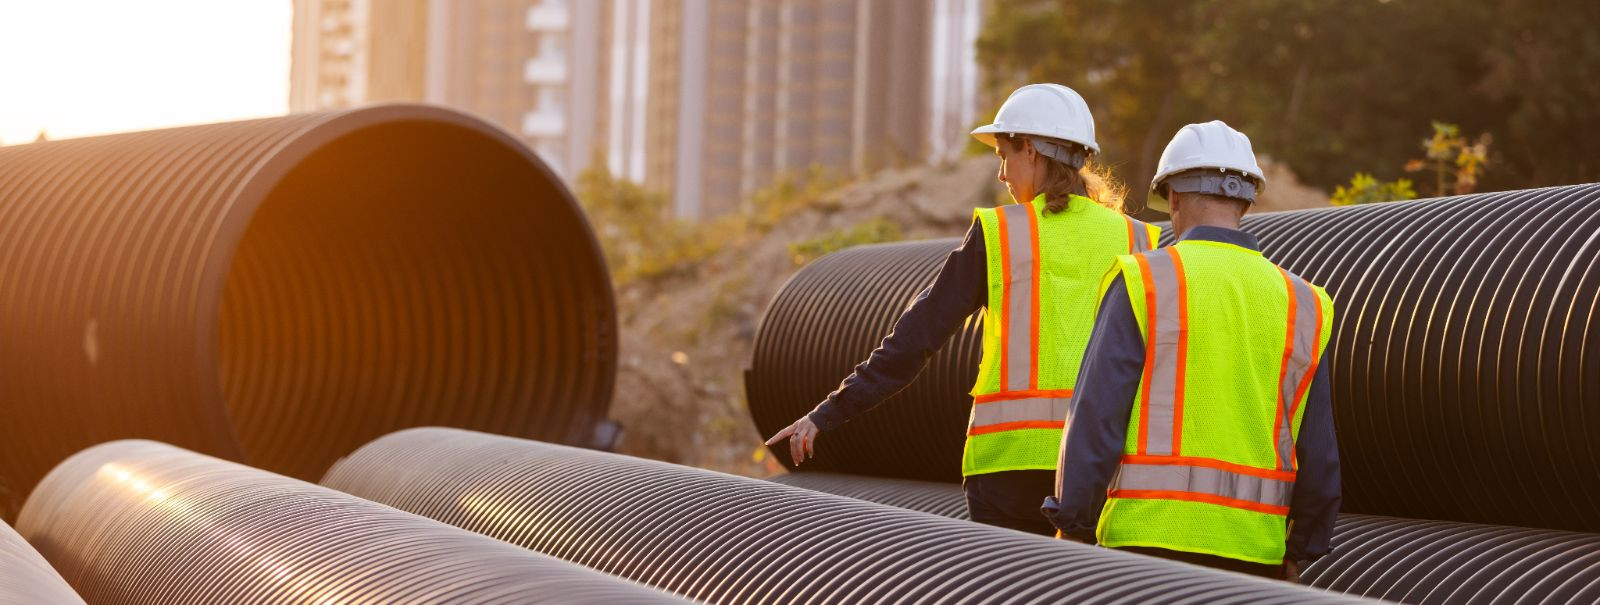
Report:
964,194,1144,476
1099,239,1334,564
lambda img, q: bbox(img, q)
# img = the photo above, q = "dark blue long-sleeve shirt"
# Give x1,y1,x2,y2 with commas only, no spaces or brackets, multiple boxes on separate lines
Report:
1041,225,1341,562
806,220,988,431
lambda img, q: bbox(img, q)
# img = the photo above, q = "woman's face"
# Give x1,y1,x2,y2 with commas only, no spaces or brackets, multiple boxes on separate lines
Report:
995,137,1043,204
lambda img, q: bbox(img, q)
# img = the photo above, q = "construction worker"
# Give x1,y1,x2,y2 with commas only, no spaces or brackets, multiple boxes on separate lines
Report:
766,84,1161,536
1042,120,1340,579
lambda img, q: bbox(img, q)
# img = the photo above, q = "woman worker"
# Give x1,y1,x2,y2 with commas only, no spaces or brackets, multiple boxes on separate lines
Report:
766,83,1161,535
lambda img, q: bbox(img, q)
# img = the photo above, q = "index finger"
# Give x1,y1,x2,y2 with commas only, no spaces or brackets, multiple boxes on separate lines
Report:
763,425,795,446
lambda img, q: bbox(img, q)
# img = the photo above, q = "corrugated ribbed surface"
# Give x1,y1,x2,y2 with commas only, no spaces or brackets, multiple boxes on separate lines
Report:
747,184,1600,532
1303,514,1600,604
16,440,683,604
770,472,1600,604
0,104,616,515
771,471,970,518
0,519,83,604
322,428,1367,604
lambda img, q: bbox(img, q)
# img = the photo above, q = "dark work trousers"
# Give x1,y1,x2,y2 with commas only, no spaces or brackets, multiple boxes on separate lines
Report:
962,469,1057,536
1118,546,1282,578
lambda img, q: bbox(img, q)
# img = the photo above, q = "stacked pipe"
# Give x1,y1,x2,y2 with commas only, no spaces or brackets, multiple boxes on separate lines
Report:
17,440,683,604
747,184,1600,533
322,427,1366,604
0,519,83,604
0,105,617,516
771,472,1600,604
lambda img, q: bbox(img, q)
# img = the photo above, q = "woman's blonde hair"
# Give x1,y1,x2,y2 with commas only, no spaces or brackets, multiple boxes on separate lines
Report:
999,134,1126,214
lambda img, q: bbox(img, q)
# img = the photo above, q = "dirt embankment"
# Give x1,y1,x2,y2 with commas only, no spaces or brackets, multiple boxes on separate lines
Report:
607,156,1326,477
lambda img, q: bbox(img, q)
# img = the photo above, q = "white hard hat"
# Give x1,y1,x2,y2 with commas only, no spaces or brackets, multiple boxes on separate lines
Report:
1149,120,1265,207
971,83,1099,156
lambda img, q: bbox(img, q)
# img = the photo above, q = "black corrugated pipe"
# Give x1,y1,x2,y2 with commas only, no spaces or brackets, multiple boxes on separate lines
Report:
747,184,1600,532
322,428,1368,604
0,519,83,604
16,440,684,604
747,240,982,481
0,105,617,517
769,472,1600,604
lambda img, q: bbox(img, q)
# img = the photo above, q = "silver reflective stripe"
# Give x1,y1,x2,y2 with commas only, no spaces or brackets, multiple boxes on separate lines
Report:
1275,271,1323,470
1129,219,1152,252
971,397,1072,428
1141,249,1184,456
1001,203,1036,392
1110,462,1294,511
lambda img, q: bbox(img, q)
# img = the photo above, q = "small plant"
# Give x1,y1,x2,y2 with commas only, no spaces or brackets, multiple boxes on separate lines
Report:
1330,173,1417,206
1405,121,1492,197
788,218,904,266
576,163,722,284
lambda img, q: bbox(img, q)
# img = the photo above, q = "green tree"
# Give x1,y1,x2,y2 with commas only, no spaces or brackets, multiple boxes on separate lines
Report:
977,0,1592,200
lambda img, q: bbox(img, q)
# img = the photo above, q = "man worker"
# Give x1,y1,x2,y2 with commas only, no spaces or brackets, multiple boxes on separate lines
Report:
1041,120,1340,581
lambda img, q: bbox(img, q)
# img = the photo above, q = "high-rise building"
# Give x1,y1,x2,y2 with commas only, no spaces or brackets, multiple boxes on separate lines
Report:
290,0,431,111
641,0,985,218
290,0,986,219
290,0,602,178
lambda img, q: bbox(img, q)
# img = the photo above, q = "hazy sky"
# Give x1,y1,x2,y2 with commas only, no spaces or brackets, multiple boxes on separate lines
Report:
0,0,291,145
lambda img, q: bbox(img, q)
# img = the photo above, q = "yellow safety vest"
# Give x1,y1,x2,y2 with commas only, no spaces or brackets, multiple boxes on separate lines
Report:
1096,238,1335,564
965,193,1160,476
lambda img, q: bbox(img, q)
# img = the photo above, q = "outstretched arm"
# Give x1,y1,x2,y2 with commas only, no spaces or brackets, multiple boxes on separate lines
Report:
767,220,988,464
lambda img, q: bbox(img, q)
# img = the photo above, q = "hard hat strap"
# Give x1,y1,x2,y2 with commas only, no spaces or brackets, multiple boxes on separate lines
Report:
1162,170,1258,203
1027,136,1088,170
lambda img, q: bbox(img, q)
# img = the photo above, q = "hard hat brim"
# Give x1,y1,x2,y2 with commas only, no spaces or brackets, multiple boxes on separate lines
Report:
969,124,1100,154
969,124,1004,149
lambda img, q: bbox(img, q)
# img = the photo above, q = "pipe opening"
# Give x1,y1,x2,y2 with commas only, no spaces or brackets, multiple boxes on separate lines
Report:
220,119,615,481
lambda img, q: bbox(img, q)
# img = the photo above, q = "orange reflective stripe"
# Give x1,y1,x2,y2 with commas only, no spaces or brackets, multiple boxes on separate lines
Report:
1027,206,1042,390
968,420,1063,436
999,203,1036,391
1140,249,1184,455
1107,489,1290,516
1273,269,1298,470
1134,253,1158,455
996,208,1012,388
1287,300,1325,468
1170,249,1189,455
973,389,1074,404
1279,272,1324,469
1289,291,1324,421
1121,454,1297,482
1125,216,1139,253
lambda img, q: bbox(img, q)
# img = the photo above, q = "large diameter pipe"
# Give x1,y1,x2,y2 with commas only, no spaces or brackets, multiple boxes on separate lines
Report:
0,519,83,604
747,184,1600,532
322,427,1367,604
770,472,1600,605
747,240,979,481
16,440,684,604
0,105,617,515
